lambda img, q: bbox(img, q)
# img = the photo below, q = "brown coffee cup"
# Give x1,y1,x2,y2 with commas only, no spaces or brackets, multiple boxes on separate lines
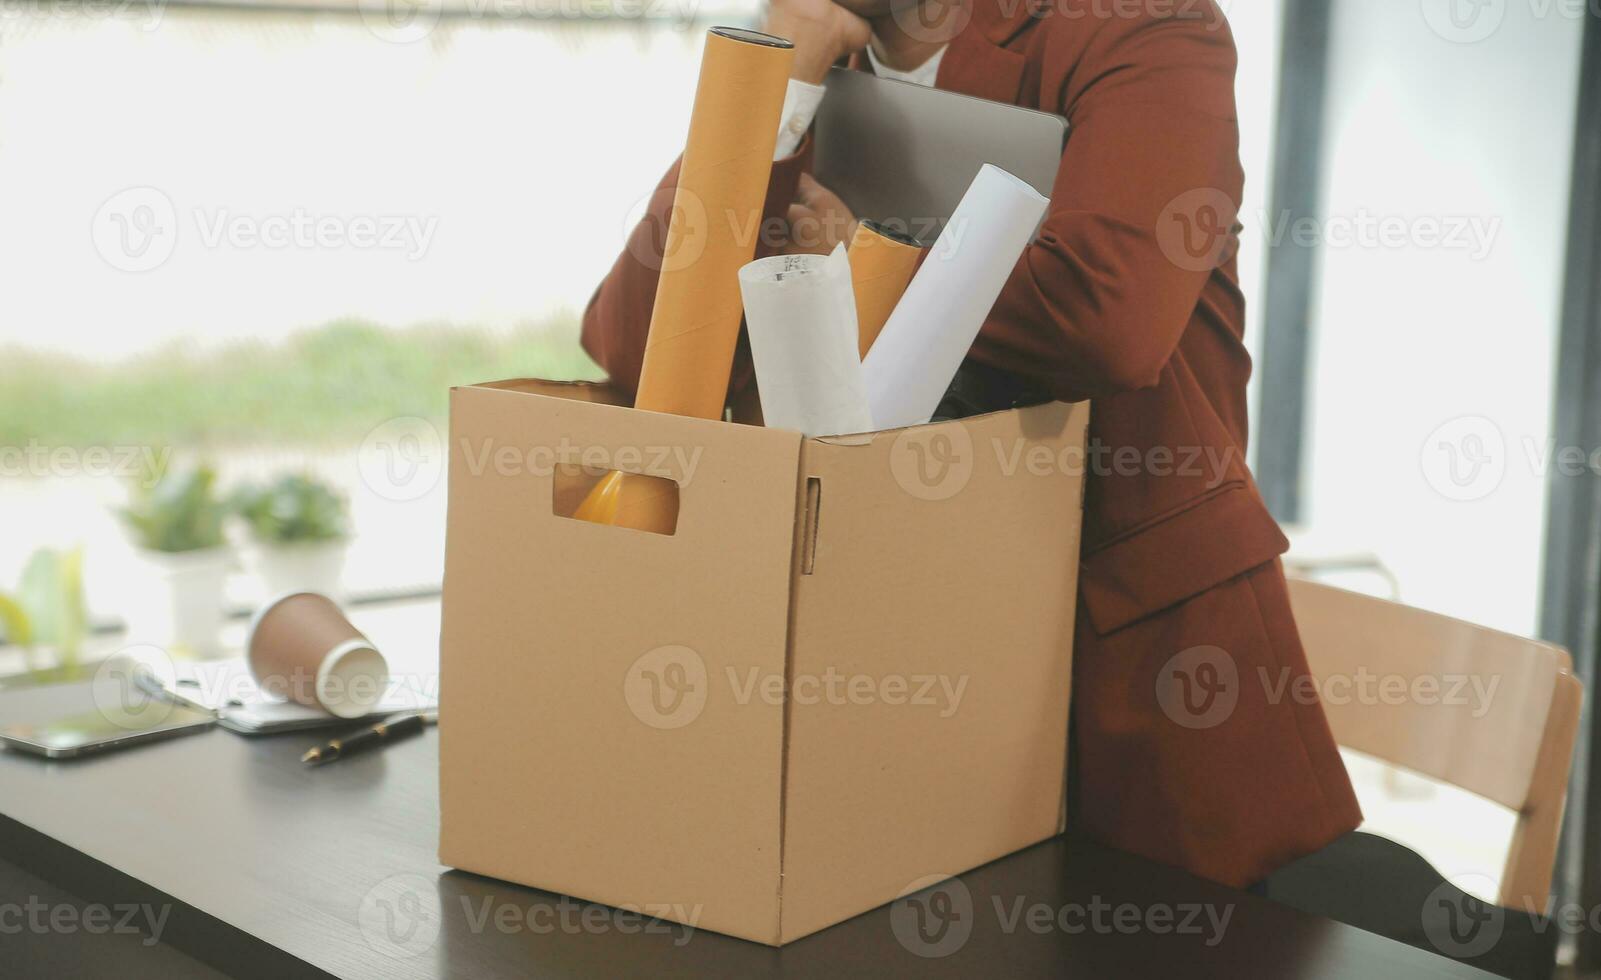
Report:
246,592,388,719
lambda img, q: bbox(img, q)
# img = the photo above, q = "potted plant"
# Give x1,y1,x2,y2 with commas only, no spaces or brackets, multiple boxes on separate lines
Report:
231,473,351,601
117,459,230,658
0,546,89,681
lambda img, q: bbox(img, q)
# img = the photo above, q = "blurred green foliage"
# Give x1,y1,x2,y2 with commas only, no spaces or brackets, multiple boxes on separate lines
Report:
0,316,600,449
0,547,87,675
118,459,227,554
231,472,350,545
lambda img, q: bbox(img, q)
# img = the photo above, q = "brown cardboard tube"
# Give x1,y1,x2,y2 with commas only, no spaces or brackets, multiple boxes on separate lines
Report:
573,470,679,536
246,592,388,719
848,219,924,358
578,27,793,535
632,26,795,421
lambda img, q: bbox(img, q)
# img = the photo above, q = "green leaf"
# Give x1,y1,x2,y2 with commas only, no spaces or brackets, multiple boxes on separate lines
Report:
118,460,226,553
232,472,349,545
17,546,87,662
0,593,33,649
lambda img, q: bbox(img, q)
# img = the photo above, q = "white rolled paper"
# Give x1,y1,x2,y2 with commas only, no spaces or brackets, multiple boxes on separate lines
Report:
862,164,1049,430
739,243,873,437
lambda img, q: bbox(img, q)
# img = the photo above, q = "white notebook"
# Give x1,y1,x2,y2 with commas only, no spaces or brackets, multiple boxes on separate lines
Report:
155,658,434,735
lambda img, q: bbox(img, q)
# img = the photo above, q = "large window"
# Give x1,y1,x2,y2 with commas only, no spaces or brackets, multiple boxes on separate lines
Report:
1298,0,1585,636
0,8,727,617
0,2,1292,630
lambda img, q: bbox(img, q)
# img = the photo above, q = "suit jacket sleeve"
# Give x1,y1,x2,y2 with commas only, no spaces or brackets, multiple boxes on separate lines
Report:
580,141,814,403
968,16,1243,402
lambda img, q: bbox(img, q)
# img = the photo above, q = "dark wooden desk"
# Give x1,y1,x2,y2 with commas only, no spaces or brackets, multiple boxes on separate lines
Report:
0,682,1493,979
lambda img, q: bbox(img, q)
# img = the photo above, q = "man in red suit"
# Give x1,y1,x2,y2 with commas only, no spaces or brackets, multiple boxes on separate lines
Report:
581,0,1361,888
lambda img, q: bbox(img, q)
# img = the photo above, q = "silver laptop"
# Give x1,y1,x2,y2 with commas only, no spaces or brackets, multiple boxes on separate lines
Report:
812,66,1069,244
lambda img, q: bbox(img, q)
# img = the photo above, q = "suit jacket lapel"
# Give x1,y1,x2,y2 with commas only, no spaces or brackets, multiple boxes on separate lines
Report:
935,0,1036,104
849,1,1037,105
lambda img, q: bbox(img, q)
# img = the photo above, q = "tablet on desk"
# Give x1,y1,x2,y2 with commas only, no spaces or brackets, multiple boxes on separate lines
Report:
0,701,216,759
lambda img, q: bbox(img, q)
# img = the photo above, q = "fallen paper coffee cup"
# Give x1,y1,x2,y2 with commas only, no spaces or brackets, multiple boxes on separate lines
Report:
246,592,388,719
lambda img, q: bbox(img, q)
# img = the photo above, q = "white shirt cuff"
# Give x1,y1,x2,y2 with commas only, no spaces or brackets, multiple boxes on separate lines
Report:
773,78,826,160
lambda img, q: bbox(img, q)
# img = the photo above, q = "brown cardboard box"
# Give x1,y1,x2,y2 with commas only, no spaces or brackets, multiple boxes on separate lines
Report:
438,378,1089,945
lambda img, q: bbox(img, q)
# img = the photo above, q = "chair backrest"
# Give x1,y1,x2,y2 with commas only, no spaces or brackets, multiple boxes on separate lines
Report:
1286,578,1583,912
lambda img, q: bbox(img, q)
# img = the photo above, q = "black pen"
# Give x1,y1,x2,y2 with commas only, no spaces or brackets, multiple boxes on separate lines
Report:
301,712,437,766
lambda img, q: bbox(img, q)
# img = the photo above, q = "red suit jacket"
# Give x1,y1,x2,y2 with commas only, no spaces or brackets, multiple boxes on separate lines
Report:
582,0,1361,887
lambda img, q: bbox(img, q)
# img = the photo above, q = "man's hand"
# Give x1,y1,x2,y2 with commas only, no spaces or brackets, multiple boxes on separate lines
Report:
778,173,858,255
761,0,870,85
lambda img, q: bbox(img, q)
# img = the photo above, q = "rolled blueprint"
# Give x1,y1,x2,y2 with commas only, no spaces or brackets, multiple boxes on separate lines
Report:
847,220,924,358
739,243,872,437
634,26,796,421
579,27,793,535
861,165,1049,430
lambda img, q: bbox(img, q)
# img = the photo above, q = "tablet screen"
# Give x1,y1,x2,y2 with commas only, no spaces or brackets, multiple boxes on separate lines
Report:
0,702,216,757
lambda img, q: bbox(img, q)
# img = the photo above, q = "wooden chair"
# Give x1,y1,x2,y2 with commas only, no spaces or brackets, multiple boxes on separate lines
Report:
1280,573,1581,909
1284,578,1582,912
1262,580,1583,979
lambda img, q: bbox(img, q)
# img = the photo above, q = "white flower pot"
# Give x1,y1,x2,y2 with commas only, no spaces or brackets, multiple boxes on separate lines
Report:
122,547,231,658
243,540,348,604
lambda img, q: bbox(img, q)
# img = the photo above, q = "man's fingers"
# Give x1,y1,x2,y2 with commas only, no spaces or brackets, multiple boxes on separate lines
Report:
795,172,850,216
793,172,830,209
783,202,830,255
793,173,820,209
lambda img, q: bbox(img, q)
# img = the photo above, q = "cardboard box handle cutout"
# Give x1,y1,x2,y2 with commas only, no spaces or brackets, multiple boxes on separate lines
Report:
556,465,681,537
